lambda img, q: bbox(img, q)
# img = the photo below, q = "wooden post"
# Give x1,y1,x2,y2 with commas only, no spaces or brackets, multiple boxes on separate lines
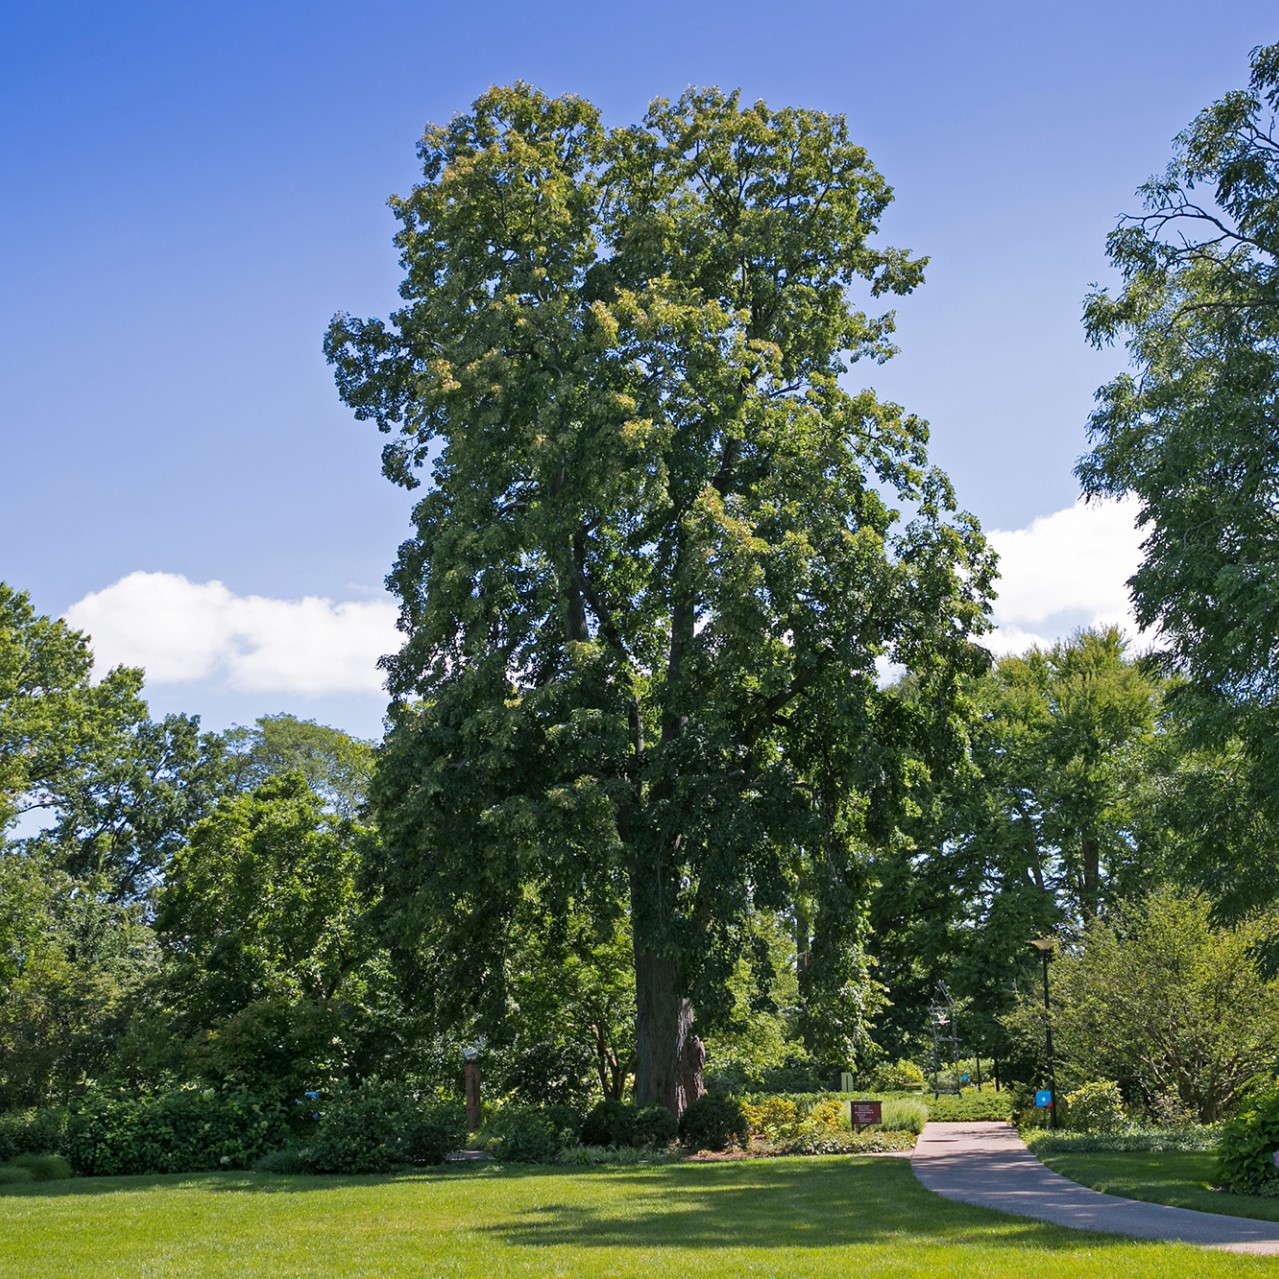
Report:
464,1057,481,1131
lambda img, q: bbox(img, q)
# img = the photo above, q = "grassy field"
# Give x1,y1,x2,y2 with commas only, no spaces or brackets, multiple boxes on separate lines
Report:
1044,1149,1279,1224
5,1156,1279,1278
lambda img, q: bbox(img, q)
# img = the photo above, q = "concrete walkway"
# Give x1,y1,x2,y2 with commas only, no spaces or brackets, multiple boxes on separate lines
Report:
912,1121,1279,1255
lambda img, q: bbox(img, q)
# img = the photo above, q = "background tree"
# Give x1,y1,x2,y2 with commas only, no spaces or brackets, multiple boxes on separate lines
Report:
1078,40,1279,796
223,713,374,820
327,84,994,1111
155,773,387,1093
870,630,1161,1064
1005,887,1279,1122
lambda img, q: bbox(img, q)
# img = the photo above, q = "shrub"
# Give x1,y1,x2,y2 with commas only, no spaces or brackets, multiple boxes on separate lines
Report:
1218,1087,1279,1194
1025,1125,1220,1155
678,1096,749,1152
405,1102,467,1165
742,1096,802,1140
64,1087,292,1176
488,1105,563,1164
9,1153,72,1182
0,1165,35,1186
253,1147,315,1175
581,1100,637,1148
557,1144,653,1166
632,1104,678,1148
868,1059,926,1092
798,1098,849,1139
879,1098,928,1135
0,1110,66,1162
307,1080,418,1174
1064,1081,1129,1134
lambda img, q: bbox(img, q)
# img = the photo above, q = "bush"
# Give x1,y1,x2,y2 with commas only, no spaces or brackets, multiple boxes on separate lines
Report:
1218,1087,1279,1194
307,1080,416,1174
678,1096,749,1152
868,1059,926,1092
1064,1081,1129,1134
0,1109,66,1162
488,1105,568,1164
633,1104,678,1147
581,1100,637,1148
0,1165,35,1186
879,1098,928,1135
405,1102,467,1165
8,1153,72,1181
64,1087,293,1176
1025,1125,1220,1155
253,1147,314,1175
741,1096,801,1139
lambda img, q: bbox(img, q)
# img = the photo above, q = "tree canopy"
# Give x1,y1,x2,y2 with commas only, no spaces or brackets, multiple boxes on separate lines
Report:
1078,40,1279,787
326,84,994,1110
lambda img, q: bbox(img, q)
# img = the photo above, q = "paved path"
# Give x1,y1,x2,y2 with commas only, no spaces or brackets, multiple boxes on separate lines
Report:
912,1121,1279,1255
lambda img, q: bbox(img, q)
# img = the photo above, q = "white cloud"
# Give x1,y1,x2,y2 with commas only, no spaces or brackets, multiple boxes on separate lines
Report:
985,496,1146,656
65,572,399,696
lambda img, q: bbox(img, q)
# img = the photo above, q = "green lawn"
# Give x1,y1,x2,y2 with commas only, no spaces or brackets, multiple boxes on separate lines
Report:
1044,1149,1279,1223
3,1156,1279,1278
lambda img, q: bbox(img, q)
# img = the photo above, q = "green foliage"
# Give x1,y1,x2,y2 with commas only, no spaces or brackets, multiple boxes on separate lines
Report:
306,1080,416,1174
405,1102,468,1165
63,1086,292,1176
870,630,1162,1065
223,714,374,821
868,1059,926,1092
1078,42,1279,822
580,1099,637,1148
253,1146,314,1175
632,1104,679,1147
879,1098,929,1135
1064,1081,1129,1134
0,1109,66,1162
922,1092,1013,1122
330,83,994,1109
678,1096,750,1151
1005,888,1279,1122
487,1104,582,1164
1026,1125,1221,1155
555,1143,672,1165
7,1152,71,1181
0,1165,34,1185
1218,1087,1279,1194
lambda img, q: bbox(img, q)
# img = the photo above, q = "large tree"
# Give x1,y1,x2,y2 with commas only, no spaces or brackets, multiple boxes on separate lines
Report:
1078,41,1279,788
326,85,993,1111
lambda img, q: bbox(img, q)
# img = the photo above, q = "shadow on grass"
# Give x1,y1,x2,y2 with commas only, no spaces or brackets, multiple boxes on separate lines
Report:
0,1156,1181,1255
0,1159,573,1200
461,1160,1140,1254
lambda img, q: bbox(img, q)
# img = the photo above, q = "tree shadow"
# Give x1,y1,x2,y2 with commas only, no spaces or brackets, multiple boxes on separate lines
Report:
0,1163,498,1199
477,1159,1146,1254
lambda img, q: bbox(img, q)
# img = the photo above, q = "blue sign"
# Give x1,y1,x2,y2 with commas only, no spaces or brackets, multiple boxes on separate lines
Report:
1035,1089,1053,1108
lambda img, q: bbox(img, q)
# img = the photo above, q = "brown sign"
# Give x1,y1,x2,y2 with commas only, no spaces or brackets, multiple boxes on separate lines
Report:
850,1100,882,1126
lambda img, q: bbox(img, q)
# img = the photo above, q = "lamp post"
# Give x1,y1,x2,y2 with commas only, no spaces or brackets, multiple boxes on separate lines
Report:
1027,938,1058,1130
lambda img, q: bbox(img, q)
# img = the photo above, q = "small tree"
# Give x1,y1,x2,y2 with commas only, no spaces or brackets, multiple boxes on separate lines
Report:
1008,887,1279,1122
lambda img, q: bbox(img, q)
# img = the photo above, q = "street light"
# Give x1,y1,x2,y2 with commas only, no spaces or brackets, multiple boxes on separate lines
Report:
1027,938,1058,1130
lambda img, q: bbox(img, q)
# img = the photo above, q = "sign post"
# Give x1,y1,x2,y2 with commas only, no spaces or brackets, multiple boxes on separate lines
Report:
850,1100,882,1131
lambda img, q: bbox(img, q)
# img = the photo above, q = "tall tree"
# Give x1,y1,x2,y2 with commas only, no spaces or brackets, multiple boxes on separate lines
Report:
327,85,993,1111
870,630,1161,1059
1078,41,1279,790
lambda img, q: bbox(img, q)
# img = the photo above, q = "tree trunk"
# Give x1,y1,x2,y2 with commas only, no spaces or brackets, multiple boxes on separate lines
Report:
1081,834,1100,920
632,946,703,1114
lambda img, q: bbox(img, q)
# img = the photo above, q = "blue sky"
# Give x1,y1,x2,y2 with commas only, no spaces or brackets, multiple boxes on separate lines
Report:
3,1,1274,740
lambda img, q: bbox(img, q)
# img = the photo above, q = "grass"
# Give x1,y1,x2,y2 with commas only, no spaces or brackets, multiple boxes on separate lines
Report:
1043,1149,1279,1224
3,1156,1279,1277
